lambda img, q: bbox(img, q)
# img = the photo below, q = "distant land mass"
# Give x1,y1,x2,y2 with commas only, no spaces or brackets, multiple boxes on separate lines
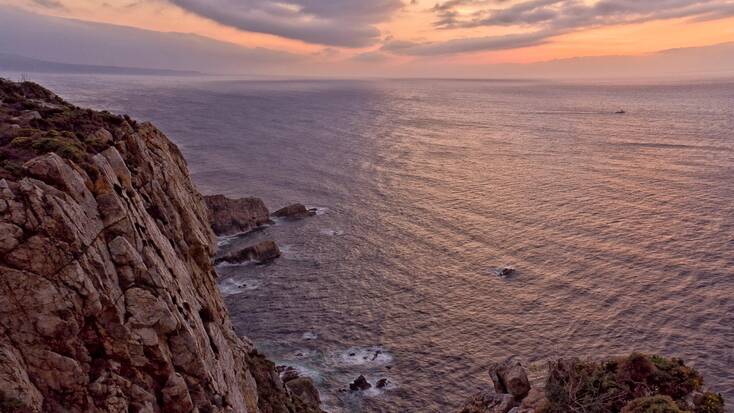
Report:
0,53,201,76
0,6,297,75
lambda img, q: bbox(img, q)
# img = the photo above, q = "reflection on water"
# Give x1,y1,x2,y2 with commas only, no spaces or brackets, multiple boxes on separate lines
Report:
17,74,734,412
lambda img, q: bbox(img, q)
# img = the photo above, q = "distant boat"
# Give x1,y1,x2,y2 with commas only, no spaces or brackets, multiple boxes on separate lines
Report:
615,109,626,114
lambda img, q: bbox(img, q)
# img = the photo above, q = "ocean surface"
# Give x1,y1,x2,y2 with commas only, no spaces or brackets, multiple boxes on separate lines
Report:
8,73,734,412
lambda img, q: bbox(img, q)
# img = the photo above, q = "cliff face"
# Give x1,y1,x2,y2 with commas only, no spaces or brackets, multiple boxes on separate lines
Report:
0,80,320,413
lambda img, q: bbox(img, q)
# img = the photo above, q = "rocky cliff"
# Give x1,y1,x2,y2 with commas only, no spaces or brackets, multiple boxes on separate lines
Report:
0,79,322,413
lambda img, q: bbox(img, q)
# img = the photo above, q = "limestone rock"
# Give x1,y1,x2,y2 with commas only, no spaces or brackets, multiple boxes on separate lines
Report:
204,194,271,236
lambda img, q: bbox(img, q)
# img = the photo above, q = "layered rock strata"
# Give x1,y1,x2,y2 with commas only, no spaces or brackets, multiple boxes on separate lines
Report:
0,79,322,413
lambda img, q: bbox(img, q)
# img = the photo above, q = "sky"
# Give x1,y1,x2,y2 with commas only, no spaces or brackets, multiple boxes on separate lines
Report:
3,0,734,77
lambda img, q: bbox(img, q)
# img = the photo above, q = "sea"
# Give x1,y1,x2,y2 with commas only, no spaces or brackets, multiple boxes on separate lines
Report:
6,73,733,412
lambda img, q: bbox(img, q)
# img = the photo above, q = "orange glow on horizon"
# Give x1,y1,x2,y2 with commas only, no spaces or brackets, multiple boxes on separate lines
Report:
4,0,734,66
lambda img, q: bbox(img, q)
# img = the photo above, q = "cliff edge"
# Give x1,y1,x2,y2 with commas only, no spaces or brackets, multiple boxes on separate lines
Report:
0,79,322,413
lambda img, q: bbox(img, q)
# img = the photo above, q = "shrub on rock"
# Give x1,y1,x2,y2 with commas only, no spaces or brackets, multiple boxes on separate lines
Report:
621,395,684,413
540,354,723,413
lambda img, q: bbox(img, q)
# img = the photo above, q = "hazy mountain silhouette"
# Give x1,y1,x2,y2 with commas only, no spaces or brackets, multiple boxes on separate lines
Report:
0,53,201,75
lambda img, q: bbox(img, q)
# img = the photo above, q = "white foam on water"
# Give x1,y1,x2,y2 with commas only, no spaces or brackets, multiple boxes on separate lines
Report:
293,348,317,359
319,229,344,236
302,331,318,340
217,278,261,296
278,244,313,261
216,237,233,247
310,206,329,215
291,364,323,382
214,260,258,269
330,347,393,367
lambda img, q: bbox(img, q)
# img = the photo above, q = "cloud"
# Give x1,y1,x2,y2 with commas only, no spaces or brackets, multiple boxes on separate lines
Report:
351,50,392,62
169,0,403,47
30,0,65,8
383,30,553,55
433,0,734,30
402,0,734,56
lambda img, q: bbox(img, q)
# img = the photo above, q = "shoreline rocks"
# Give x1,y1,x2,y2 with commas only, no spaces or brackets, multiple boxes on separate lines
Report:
275,365,322,409
214,240,281,265
460,357,538,413
285,377,321,408
272,203,317,220
204,194,272,236
349,375,372,391
488,357,530,401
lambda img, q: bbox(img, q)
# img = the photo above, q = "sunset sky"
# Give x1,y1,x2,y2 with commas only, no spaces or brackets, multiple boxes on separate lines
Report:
3,0,734,76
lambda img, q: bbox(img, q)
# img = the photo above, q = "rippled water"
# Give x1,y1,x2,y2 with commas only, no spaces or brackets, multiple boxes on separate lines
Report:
13,74,734,412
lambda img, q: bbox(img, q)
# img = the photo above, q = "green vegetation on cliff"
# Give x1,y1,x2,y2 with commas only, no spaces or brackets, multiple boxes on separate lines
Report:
0,79,132,178
540,353,725,413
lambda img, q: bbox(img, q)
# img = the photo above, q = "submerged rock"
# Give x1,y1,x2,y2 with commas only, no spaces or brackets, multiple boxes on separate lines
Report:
349,375,372,391
272,203,317,220
204,194,271,236
215,240,281,264
376,378,389,389
495,267,516,277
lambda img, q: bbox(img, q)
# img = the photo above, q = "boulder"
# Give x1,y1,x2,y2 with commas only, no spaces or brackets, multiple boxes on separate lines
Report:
13,110,41,122
279,366,300,383
272,203,316,220
349,375,371,391
376,378,389,389
204,194,271,236
285,377,321,408
459,392,516,413
489,357,531,400
215,240,281,265
518,387,546,411
89,128,113,146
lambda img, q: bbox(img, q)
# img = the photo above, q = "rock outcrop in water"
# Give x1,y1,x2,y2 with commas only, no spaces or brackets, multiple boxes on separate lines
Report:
272,203,316,220
204,194,271,236
0,79,322,412
214,240,281,265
